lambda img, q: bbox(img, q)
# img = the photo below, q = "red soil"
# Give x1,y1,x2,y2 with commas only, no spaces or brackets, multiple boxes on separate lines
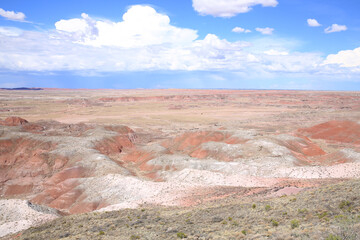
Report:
286,135,326,157
95,135,134,155
163,131,245,161
120,149,164,181
0,117,28,126
0,137,67,197
298,120,360,145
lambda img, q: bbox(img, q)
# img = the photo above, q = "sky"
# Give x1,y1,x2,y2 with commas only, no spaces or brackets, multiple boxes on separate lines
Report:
0,0,359,90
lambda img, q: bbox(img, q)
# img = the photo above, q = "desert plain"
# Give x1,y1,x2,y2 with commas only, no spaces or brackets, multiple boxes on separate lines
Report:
0,88,360,239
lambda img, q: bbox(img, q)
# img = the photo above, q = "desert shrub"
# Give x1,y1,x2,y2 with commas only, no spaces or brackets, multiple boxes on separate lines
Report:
232,221,239,226
265,205,271,211
290,219,299,229
298,208,308,214
334,215,348,221
177,232,187,238
317,211,328,219
130,235,140,240
325,234,341,240
271,220,279,227
99,231,105,235
252,204,256,209
185,219,193,224
339,200,352,211
241,230,247,235
228,217,233,221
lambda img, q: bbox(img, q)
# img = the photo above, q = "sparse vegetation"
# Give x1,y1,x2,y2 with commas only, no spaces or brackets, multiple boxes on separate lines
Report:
11,172,360,240
271,219,279,227
298,208,308,214
177,232,187,238
339,200,351,210
265,204,271,211
326,234,341,240
317,211,328,219
231,221,239,226
290,219,299,229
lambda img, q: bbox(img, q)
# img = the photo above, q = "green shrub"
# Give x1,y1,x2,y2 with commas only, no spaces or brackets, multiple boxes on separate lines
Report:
317,211,328,219
232,221,239,226
290,219,299,229
298,208,308,214
325,234,342,240
252,204,256,209
177,232,187,238
99,231,105,235
271,220,279,227
334,215,348,221
130,235,140,240
241,230,247,235
339,200,351,210
228,217,233,221
265,205,271,211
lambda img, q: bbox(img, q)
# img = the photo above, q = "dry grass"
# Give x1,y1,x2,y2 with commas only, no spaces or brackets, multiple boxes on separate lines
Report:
7,179,360,240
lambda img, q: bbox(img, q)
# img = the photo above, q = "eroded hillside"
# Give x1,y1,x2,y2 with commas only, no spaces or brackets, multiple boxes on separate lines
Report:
0,89,359,239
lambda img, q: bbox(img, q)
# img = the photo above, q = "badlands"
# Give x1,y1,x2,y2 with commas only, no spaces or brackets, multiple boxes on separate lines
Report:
0,89,360,239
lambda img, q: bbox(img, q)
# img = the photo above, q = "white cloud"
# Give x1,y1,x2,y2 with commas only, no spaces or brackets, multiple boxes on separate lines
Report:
264,49,288,56
192,0,278,17
0,27,23,37
0,8,26,22
255,27,274,35
232,27,251,33
323,47,360,68
324,24,347,33
307,18,321,27
55,5,198,48
0,5,358,81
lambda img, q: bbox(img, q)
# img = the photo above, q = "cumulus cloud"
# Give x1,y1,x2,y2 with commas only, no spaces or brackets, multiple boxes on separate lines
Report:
264,49,288,56
255,27,274,35
0,5,358,81
192,0,278,17
307,18,321,27
0,8,26,22
232,27,251,33
323,47,360,68
55,5,198,48
324,24,347,33
0,27,23,37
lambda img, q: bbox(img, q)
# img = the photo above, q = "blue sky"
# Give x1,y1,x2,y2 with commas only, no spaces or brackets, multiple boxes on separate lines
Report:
0,0,359,90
